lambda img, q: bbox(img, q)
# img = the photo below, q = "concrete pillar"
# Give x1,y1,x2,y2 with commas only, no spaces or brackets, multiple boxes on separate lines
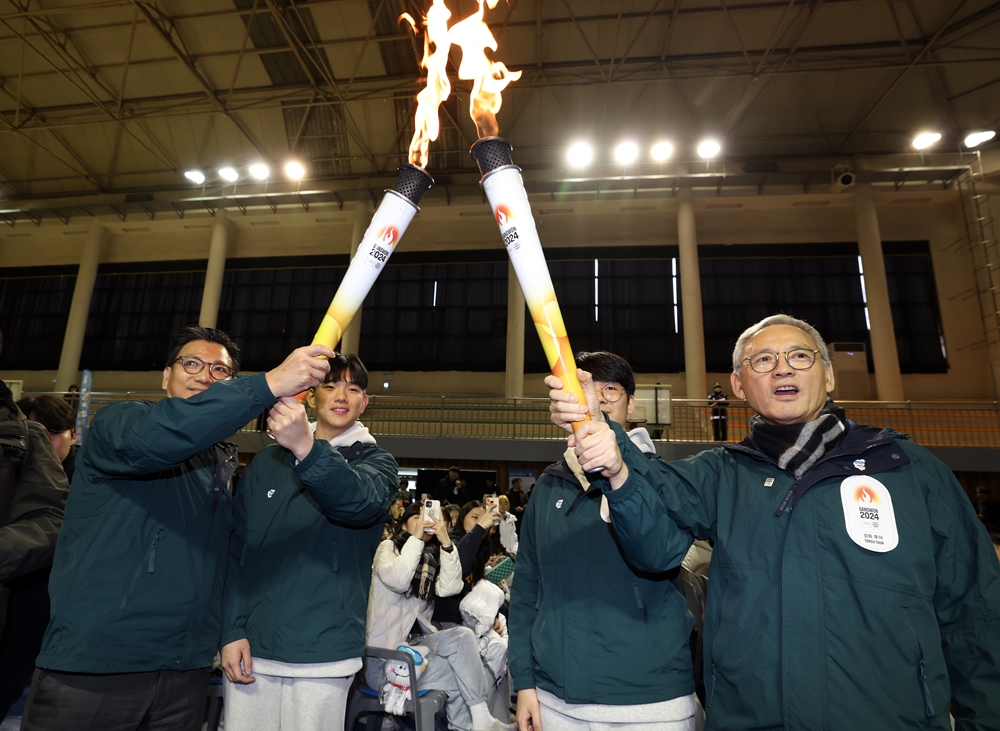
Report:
854,183,904,401
54,218,106,391
505,259,525,398
340,201,371,355
677,188,707,400
199,208,229,328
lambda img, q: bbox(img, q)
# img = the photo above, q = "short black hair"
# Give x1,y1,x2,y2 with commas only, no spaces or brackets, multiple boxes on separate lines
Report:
575,351,636,397
321,352,369,391
165,325,241,374
17,394,75,432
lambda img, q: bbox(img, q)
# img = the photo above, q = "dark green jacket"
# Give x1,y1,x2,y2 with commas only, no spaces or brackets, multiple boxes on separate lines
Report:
509,445,694,706
0,382,69,639
608,420,1000,731
36,374,275,673
221,435,396,663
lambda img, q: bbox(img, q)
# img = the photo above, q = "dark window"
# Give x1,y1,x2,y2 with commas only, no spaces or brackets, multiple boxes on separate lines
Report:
81,266,205,370
525,249,684,373
217,265,347,371
360,262,508,371
699,245,869,373
885,243,948,373
0,267,76,370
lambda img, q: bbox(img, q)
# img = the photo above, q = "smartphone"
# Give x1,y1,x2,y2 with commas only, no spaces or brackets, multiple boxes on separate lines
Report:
422,499,441,532
485,494,500,525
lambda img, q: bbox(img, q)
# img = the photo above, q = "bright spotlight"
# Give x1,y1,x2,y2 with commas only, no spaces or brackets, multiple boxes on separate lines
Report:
697,139,721,159
567,142,594,168
912,132,941,150
614,141,639,164
964,131,996,148
285,161,306,180
249,163,270,180
184,170,205,185
219,167,239,182
650,141,673,162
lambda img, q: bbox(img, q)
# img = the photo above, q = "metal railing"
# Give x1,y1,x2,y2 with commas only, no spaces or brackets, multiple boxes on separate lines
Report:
26,390,1000,448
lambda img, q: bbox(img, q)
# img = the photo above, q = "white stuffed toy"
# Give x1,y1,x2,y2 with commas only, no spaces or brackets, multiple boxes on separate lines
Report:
380,645,429,715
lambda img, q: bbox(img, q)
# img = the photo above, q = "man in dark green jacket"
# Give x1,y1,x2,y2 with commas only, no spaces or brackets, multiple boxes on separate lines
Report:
512,351,696,731
220,353,397,731
22,325,334,731
549,315,1000,731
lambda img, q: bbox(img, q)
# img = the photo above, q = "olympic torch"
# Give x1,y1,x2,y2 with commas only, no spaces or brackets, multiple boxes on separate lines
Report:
470,137,591,422
311,164,433,350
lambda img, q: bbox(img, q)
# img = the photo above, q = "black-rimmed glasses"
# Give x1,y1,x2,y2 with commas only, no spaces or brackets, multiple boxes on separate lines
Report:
173,356,233,380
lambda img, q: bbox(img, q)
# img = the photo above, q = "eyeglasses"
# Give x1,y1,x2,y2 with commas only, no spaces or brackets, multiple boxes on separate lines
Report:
598,384,626,403
173,356,233,380
742,348,820,374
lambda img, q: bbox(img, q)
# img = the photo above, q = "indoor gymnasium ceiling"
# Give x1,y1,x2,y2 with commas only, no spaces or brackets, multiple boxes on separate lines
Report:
0,0,998,207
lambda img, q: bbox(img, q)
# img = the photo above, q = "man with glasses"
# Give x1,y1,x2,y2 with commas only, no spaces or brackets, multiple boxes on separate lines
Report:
22,324,335,731
546,315,1000,731
512,351,698,731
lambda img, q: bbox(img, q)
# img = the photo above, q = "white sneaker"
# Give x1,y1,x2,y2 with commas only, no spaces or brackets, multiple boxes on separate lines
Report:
473,720,516,731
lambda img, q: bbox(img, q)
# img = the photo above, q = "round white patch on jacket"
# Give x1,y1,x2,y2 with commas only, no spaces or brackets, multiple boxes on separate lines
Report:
840,475,899,552
600,494,611,523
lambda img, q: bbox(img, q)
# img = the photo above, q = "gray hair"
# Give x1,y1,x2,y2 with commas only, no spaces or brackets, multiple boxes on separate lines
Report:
731,314,832,373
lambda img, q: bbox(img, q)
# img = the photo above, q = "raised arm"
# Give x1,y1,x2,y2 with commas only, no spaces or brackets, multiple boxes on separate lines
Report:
293,443,397,527
373,536,424,593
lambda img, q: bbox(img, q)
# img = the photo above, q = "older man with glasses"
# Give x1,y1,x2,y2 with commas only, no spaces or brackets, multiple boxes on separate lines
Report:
547,315,1000,731
22,324,335,731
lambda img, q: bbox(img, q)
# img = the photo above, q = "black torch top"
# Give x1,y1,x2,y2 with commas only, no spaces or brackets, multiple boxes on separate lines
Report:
390,164,434,205
470,137,517,177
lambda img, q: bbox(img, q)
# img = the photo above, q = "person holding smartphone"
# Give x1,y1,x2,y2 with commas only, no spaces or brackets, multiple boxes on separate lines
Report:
366,503,513,731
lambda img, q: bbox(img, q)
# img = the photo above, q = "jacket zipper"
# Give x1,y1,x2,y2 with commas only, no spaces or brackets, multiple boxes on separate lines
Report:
708,664,717,708
631,575,644,610
902,607,936,718
240,540,248,567
122,528,163,609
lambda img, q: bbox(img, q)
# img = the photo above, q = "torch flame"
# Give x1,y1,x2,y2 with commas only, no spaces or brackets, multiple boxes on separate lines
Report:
406,0,521,168
859,488,874,505
448,0,522,138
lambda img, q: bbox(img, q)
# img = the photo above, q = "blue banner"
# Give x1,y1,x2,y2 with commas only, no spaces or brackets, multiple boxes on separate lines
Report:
75,369,92,445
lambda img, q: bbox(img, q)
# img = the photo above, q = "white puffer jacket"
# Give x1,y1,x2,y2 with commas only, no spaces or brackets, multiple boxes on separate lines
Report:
366,535,463,651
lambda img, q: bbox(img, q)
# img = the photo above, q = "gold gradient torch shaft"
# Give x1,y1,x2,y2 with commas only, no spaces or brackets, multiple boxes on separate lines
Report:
312,164,434,350
470,137,591,423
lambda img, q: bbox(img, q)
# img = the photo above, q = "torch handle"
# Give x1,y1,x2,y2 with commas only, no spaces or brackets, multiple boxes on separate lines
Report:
478,165,591,425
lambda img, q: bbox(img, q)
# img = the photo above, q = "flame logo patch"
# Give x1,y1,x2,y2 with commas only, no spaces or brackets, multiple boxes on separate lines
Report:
378,226,399,248
855,486,879,506
495,205,514,227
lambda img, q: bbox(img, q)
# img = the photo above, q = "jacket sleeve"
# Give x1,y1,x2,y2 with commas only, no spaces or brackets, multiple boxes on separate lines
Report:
0,421,69,582
604,420,715,573
435,544,464,598
83,374,274,478
917,447,1000,731
508,486,540,691
220,456,257,649
456,525,487,575
374,536,423,594
293,442,396,527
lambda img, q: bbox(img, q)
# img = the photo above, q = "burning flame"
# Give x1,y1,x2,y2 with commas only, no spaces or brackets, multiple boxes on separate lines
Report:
448,0,522,138
404,0,521,168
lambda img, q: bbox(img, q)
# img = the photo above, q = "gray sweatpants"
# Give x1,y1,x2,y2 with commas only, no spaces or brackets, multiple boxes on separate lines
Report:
222,673,353,731
365,626,490,731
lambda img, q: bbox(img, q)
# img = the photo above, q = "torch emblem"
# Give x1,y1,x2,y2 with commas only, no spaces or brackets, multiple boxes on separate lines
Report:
379,226,399,248
495,205,514,227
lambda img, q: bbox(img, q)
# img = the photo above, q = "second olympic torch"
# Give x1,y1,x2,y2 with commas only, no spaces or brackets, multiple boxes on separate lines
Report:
470,137,591,422
311,164,433,350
